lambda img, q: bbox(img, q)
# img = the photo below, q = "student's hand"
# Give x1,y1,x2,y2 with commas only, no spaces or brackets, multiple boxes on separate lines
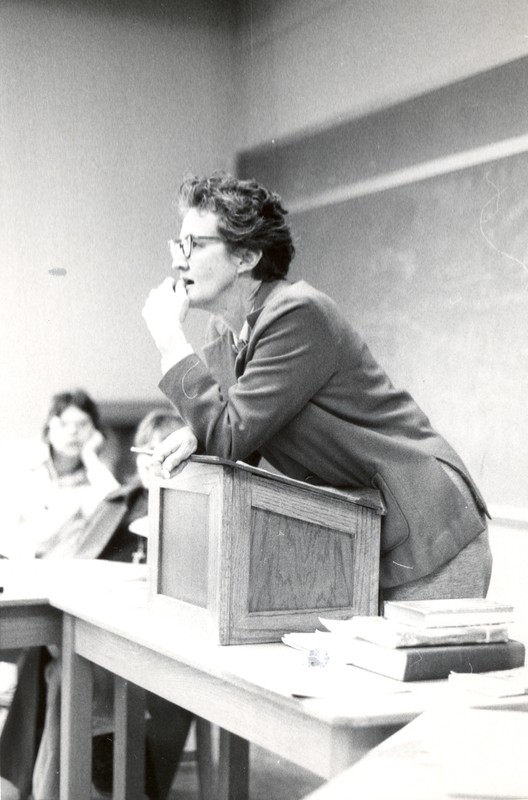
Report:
149,426,198,478
142,277,189,357
80,429,105,465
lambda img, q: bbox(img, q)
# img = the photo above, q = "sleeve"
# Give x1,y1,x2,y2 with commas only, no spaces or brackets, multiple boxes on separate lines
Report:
159,296,338,461
81,458,119,517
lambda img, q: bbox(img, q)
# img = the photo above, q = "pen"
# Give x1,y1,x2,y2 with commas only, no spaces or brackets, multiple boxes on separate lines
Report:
130,447,155,456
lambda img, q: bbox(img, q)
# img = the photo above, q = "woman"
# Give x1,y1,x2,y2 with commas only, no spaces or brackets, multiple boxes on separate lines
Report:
57,406,184,562
142,171,492,602
1,388,118,800
1,388,118,560
1,408,192,800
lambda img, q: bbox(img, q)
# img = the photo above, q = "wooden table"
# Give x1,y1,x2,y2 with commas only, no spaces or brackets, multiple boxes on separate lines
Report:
0,560,147,654
8,561,516,800
50,577,457,800
0,560,63,653
302,696,528,800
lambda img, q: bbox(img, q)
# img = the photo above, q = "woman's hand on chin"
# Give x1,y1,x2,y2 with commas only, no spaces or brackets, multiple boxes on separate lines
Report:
149,426,198,479
142,277,189,358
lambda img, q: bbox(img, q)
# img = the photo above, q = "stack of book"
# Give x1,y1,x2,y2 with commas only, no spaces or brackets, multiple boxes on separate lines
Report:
320,598,525,681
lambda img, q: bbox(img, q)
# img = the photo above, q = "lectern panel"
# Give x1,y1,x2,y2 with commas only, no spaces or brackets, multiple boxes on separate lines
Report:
159,489,209,607
248,509,356,612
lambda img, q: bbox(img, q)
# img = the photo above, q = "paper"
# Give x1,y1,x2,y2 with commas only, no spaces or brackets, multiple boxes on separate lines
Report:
128,516,149,538
291,663,410,699
282,633,411,698
318,616,356,633
448,666,528,697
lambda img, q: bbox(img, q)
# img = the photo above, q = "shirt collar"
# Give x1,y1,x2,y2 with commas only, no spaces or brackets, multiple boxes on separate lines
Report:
246,279,287,331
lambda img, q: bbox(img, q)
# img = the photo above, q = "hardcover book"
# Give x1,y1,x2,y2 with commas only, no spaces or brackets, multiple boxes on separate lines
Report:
383,598,515,629
320,615,510,648
343,638,525,681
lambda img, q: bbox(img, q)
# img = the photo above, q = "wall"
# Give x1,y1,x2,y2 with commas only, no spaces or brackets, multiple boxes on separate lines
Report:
239,57,528,511
4,0,528,445
1,0,239,441
236,0,528,148
488,517,528,648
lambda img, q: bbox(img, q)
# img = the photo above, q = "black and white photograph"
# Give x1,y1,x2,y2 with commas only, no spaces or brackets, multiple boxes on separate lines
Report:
2,2,528,798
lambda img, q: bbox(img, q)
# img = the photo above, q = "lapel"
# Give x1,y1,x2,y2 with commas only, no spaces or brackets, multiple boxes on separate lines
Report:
202,323,238,393
234,280,286,378
245,279,285,329
202,280,288,386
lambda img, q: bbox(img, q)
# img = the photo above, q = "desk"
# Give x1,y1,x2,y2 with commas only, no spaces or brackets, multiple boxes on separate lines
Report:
0,560,146,653
301,712,452,800
51,579,456,800
0,561,62,652
302,694,528,799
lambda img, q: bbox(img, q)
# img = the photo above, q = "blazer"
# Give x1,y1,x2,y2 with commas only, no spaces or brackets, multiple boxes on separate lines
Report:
160,279,489,588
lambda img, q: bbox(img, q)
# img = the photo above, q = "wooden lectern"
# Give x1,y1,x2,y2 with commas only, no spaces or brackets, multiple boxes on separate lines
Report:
148,456,384,644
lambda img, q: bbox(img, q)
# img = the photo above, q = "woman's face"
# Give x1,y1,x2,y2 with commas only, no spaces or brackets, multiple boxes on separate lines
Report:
171,208,240,311
47,405,95,459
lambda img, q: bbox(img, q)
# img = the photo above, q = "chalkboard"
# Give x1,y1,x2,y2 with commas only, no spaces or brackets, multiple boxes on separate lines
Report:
287,153,528,509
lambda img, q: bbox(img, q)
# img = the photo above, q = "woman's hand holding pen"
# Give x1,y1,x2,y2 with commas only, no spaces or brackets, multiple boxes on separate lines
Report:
145,426,198,479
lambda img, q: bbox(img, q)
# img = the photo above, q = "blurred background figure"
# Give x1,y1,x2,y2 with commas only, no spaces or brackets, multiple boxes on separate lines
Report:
51,406,184,562
0,388,118,560
1,406,194,800
0,387,117,747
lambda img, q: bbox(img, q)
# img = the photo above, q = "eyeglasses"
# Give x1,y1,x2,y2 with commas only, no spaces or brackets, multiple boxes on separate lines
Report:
168,234,223,260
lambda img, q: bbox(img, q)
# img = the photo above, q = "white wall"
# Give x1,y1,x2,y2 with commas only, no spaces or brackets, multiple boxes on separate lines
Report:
236,0,528,147
4,0,528,443
1,0,240,440
488,518,528,648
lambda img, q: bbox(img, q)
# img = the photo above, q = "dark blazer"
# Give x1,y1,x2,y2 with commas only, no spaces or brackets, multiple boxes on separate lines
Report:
160,279,488,588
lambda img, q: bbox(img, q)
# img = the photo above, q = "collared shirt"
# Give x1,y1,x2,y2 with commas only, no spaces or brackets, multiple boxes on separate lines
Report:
1,445,118,558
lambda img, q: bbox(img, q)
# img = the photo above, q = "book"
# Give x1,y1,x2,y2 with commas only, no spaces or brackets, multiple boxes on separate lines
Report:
319,615,510,648
383,598,515,629
447,666,528,697
342,638,525,681
281,632,525,681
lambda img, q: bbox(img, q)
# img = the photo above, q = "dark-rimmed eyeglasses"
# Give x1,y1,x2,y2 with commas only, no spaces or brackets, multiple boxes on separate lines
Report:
168,234,222,260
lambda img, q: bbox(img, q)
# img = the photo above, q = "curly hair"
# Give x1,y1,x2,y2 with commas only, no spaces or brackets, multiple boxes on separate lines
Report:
177,171,295,281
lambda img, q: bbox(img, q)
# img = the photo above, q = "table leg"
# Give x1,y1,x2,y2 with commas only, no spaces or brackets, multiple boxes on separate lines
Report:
195,720,249,800
218,728,249,800
60,614,93,800
196,717,215,800
114,676,146,800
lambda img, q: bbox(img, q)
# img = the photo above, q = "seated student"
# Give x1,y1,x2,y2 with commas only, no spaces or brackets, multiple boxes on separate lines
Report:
0,388,119,798
0,408,194,800
0,388,119,560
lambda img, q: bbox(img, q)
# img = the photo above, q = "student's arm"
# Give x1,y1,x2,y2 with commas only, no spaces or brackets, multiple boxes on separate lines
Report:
80,431,119,515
